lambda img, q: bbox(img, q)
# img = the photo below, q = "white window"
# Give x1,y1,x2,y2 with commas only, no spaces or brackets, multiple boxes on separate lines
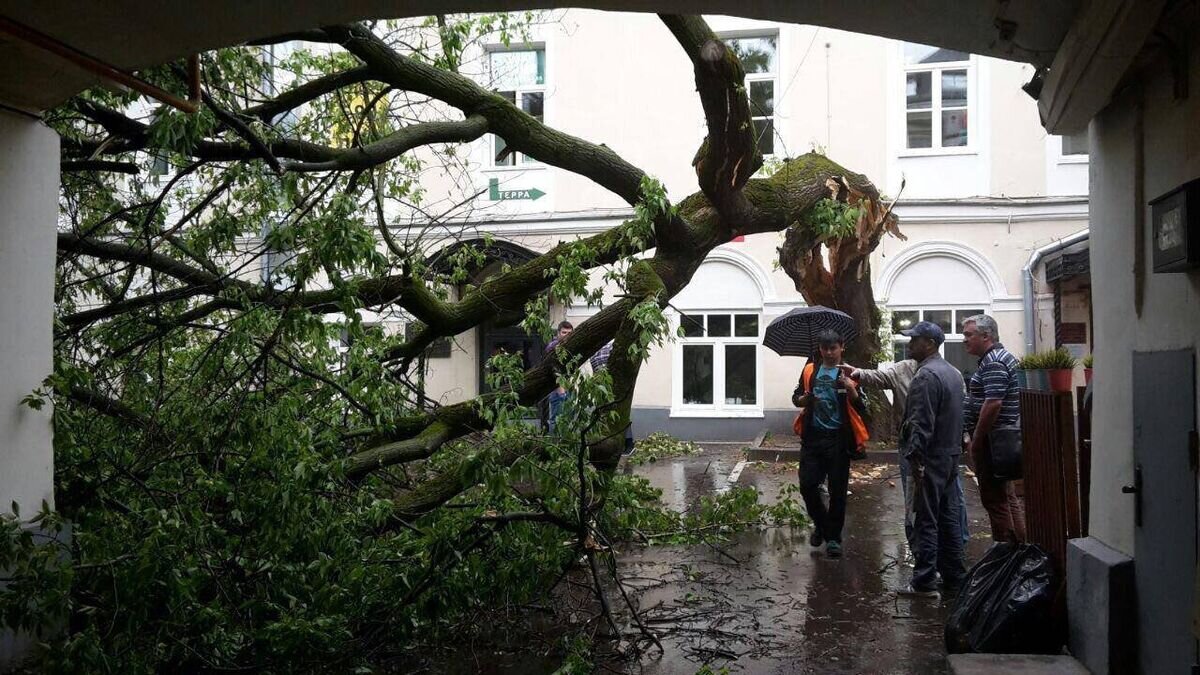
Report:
149,152,170,185
890,307,986,378
488,48,545,166
903,43,971,151
676,312,761,414
725,34,778,156
1061,129,1088,157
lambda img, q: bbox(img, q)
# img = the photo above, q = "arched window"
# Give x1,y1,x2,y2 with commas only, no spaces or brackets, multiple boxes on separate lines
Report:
882,245,1000,377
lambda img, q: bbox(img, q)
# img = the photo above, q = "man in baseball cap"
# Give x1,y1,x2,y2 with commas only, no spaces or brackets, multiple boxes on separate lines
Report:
896,321,967,598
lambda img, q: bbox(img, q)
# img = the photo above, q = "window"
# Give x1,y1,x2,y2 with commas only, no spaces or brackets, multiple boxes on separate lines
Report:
726,35,778,156
488,48,545,166
903,43,971,151
891,307,985,378
1062,130,1088,157
678,313,761,411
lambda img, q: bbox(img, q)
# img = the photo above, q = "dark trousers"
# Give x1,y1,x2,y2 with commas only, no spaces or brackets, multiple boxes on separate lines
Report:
911,453,967,590
799,428,851,543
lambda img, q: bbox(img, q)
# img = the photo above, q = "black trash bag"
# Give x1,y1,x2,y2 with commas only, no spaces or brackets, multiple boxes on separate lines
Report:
945,542,1058,654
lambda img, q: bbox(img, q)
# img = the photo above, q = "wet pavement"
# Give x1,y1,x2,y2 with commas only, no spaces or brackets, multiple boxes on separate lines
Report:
613,443,992,674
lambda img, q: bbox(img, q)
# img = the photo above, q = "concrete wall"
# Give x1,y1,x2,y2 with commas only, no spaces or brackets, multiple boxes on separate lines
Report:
0,111,57,519
1087,23,1200,558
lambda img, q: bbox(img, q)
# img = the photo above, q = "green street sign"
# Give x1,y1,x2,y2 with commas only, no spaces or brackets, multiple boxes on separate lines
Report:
488,178,546,201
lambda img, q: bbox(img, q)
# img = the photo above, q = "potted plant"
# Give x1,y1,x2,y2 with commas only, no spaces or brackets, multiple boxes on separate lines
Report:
1042,348,1079,393
1018,352,1045,390
1083,353,1094,384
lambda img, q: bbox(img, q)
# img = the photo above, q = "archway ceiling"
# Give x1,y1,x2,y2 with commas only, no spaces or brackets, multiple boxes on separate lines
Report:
0,0,1077,112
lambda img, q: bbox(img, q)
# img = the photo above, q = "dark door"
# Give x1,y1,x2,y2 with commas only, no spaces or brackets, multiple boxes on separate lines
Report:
1134,349,1197,674
478,321,544,395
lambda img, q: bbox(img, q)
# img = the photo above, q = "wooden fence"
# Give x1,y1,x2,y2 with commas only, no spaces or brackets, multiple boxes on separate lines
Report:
1019,389,1083,575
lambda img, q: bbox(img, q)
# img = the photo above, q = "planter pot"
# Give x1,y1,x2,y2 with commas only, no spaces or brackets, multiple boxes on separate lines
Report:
1024,369,1048,391
1048,368,1074,393
1016,369,1029,389
1084,368,1093,385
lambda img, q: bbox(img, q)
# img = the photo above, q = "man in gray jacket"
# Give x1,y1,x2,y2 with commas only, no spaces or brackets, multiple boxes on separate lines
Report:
849,359,969,548
896,321,967,598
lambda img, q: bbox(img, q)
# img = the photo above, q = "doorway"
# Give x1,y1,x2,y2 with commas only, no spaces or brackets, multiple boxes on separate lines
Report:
1133,349,1198,673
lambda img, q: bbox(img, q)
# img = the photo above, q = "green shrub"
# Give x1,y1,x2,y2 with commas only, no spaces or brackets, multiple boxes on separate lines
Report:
1083,353,1094,369
1021,348,1077,370
1041,347,1079,369
1019,353,1044,370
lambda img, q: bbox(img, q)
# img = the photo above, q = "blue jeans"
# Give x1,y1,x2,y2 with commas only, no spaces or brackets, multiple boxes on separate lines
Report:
909,454,967,590
899,454,969,547
547,390,568,432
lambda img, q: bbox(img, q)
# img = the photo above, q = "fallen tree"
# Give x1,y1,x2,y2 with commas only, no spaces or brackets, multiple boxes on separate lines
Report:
7,11,899,671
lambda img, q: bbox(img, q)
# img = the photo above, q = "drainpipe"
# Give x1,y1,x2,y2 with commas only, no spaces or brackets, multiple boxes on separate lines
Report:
1023,228,1089,354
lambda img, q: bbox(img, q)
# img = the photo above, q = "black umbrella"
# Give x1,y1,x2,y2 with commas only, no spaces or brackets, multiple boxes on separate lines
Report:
763,306,858,357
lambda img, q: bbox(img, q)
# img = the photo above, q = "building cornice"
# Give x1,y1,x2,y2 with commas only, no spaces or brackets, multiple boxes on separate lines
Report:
391,196,1090,237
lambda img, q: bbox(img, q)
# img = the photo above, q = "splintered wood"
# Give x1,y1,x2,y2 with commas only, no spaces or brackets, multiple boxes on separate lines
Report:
849,462,895,486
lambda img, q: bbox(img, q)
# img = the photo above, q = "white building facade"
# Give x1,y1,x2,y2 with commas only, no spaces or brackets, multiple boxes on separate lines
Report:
398,11,1090,441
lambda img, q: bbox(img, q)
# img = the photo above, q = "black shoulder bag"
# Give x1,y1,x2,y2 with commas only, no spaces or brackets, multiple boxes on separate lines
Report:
986,361,1023,481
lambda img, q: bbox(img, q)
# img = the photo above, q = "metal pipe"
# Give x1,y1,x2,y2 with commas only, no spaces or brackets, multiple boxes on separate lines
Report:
1022,228,1089,354
0,15,201,113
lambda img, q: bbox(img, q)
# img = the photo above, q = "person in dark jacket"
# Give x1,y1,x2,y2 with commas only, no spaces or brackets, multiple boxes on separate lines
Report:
896,321,967,598
792,329,869,559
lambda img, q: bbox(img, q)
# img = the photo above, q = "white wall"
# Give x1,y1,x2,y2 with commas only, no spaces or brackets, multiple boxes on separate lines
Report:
1087,31,1200,557
0,112,57,518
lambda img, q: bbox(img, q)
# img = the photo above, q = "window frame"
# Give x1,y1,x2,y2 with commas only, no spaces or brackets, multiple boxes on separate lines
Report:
486,45,547,169
888,306,987,378
1057,130,1090,164
900,45,975,156
672,311,764,418
720,31,779,158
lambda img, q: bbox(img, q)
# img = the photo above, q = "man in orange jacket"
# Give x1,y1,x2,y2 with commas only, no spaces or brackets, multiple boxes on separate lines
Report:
792,329,869,558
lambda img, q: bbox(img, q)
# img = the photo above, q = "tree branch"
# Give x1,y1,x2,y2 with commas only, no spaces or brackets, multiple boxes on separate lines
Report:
58,231,248,292
202,90,283,175
661,15,759,225
62,160,139,174
244,29,336,46
66,385,151,430
283,116,488,172
244,66,374,122
326,22,650,206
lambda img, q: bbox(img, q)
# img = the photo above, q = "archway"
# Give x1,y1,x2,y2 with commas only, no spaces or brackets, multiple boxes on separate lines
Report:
879,241,1001,377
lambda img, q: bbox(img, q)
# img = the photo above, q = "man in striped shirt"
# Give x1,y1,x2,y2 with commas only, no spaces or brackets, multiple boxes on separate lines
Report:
962,314,1027,542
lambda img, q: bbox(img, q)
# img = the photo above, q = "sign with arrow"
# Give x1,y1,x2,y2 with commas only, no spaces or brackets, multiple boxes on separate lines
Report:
488,178,546,201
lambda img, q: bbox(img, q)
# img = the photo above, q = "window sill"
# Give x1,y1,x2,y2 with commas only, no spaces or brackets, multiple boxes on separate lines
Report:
897,147,978,159
483,164,547,173
670,406,765,419
1056,156,1089,165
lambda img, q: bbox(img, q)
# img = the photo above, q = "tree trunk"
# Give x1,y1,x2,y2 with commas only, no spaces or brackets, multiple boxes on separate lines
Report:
778,169,905,440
